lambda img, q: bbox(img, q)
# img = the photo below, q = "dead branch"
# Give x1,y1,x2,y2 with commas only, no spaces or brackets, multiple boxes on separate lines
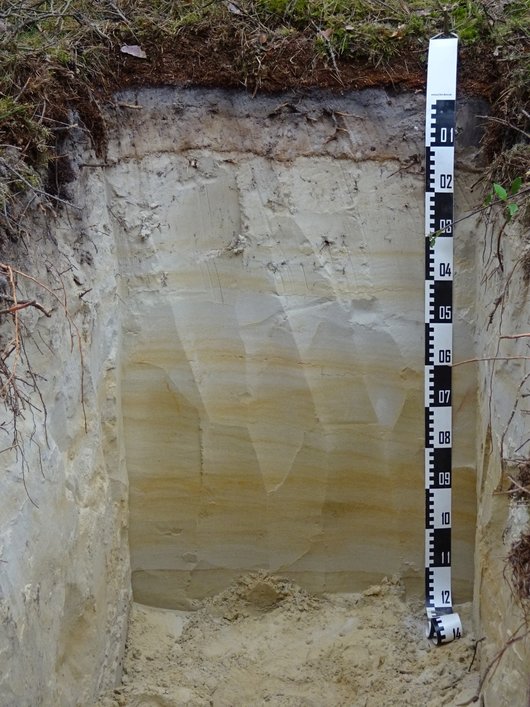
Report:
1,161,81,210
453,356,530,367
499,373,530,488
500,334,530,341
493,476,530,497
457,624,530,706
507,475,530,496
0,294,52,317
0,256,86,508
428,185,530,241
476,115,530,141
468,637,486,673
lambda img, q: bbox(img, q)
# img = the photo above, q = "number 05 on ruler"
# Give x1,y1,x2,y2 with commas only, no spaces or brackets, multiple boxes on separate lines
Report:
424,34,462,645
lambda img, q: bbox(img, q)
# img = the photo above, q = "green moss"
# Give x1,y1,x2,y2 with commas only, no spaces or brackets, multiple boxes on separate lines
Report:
451,2,488,42
0,97,27,122
48,46,72,66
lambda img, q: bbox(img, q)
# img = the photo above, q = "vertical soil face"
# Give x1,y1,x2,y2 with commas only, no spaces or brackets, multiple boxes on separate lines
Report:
102,88,481,608
4,82,530,706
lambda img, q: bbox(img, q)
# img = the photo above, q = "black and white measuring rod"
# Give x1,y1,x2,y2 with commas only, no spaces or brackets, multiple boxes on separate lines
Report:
424,33,462,645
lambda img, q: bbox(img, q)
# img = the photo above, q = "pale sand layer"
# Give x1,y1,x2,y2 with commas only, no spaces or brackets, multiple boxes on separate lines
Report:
97,574,479,707
102,89,482,607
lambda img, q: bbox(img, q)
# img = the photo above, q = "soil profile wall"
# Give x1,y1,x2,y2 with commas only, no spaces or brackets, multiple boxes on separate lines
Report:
8,86,524,705
103,88,481,608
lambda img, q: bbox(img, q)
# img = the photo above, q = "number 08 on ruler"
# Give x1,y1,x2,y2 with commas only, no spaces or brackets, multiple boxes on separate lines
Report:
424,34,462,645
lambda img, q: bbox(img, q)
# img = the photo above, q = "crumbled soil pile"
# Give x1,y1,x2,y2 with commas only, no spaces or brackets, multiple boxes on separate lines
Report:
97,573,479,707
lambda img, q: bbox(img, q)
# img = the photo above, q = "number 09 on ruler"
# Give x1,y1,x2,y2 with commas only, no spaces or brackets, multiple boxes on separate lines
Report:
424,34,462,646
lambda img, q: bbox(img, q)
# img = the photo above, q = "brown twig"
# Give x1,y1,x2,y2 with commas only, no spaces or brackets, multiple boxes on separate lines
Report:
507,475,530,496
428,186,530,241
0,297,52,317
499,373,530,487
500,334,530,341
453,356,530,367
476,115,530,141
0,257,87,485
1,161,81,210
468,637,486,673
457,625,530,706
0,265,20,400
493,478,530,496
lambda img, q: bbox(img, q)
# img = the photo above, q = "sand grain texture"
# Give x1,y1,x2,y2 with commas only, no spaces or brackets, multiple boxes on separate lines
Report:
97,574,478,707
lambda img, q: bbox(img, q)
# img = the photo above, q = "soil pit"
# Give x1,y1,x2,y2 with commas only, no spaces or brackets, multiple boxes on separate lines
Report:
96,574,478,707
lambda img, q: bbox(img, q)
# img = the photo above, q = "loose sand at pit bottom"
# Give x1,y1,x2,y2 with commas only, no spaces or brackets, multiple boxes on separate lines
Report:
97,574,479,707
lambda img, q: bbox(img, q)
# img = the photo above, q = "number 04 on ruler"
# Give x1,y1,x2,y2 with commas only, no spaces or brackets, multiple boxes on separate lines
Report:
424,34,462,645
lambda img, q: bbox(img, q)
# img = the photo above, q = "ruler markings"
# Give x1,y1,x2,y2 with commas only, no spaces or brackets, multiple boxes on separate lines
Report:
424,34,462,646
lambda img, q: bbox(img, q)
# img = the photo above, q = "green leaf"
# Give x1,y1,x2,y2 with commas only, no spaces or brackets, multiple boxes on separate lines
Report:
484,193,492,206
507,202,519,219
493,183,508,201
510,176,522,195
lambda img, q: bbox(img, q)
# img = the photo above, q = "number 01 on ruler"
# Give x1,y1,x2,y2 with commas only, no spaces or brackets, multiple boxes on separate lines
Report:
424,33,462,645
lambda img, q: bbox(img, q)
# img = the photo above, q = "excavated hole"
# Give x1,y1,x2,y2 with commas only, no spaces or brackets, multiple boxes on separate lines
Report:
91,87,484,705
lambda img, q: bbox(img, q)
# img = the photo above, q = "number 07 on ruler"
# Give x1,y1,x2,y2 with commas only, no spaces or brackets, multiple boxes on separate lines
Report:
424,33,462,645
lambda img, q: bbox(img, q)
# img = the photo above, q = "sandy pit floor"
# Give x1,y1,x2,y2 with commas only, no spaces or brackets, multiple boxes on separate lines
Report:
96,574,479,707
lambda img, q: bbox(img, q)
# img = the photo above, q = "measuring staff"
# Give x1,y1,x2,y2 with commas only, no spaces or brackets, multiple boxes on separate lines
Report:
424,31,462,645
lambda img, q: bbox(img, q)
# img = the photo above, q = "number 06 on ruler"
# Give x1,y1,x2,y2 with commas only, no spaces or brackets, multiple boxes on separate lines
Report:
424,34,462,645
